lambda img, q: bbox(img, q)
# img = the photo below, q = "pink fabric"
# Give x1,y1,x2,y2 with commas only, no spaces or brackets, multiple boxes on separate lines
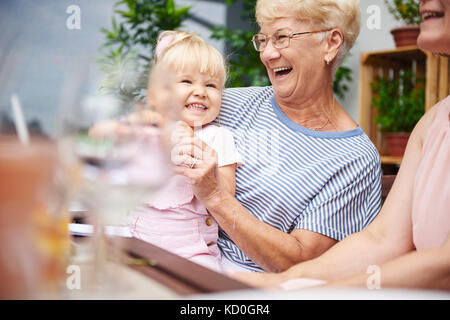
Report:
129,174,222,273
128,125,242,273
412,96,450,251
155,33,175,59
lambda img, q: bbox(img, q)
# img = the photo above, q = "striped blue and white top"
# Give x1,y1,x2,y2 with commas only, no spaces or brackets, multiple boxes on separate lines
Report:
214,86,382,271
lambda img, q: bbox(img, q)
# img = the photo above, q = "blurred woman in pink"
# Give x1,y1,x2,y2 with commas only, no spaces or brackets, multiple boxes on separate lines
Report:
232,0,450,290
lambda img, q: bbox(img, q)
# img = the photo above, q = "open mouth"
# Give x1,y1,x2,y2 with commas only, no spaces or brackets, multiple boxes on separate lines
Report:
185,103,208,112
273,67,293,77
421,11,444,21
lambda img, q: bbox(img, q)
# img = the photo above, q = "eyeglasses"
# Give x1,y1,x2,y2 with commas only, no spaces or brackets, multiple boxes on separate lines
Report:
251,29,332,52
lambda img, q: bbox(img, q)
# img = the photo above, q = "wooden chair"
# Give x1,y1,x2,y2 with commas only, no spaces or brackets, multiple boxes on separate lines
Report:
381,175,396,201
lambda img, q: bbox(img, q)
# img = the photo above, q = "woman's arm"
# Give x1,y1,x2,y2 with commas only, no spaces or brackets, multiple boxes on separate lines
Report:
210,190,338,272
218,164,237,197
231,105,438,286
173,137,339,272
329,235,450,290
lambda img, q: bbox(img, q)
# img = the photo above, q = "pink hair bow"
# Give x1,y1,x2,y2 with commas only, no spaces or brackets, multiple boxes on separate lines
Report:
155,34,175,59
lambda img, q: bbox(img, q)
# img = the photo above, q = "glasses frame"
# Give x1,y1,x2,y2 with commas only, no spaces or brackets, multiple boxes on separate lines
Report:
251,29,333,52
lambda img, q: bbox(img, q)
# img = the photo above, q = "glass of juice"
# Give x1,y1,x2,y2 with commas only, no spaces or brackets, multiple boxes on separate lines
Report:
0,136,70,299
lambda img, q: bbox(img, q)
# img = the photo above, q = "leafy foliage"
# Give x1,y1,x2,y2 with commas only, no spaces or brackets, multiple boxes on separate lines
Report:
211,26,270,87
371,70,424,132
384,0,421,25
98,0,191,106
333,64,353,101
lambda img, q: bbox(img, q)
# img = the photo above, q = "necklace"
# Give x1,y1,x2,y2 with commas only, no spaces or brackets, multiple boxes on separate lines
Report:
311,98,334,131
312,117,330,131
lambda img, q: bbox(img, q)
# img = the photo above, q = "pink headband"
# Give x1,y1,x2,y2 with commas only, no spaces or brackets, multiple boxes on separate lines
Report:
155,34,175,59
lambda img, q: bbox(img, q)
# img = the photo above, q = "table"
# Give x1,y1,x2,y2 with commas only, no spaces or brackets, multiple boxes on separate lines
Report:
68,231,251,299
123,237,251,295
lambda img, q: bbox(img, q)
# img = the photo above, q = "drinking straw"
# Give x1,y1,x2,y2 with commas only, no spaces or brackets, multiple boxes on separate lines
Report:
10,94,30,145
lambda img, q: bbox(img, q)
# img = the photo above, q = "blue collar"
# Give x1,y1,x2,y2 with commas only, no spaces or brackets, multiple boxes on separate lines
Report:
270,95,364,139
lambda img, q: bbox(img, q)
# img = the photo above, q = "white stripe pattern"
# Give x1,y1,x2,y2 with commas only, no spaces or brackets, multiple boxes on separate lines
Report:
214,87,382,271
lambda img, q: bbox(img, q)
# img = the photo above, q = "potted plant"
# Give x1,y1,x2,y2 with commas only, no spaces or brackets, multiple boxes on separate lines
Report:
371,69,424,156
384,0,421,47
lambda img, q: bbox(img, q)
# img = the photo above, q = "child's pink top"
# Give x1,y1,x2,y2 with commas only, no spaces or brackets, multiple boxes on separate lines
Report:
412,95,450,251
129,125,242,272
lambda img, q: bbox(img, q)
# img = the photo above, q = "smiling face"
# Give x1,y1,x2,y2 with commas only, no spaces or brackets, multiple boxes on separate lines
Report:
418,0,450,55
173,65,223,127
259,17,326,104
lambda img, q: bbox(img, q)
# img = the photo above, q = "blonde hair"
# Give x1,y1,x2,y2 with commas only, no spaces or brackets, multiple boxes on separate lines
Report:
153,30,227,87
256,0,360,71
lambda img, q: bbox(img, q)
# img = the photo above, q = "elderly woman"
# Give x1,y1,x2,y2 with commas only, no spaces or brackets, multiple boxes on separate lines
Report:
232,0,450,289
173,0,381,273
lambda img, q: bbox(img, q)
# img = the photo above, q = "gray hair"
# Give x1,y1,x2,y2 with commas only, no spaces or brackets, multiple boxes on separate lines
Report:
256,0,360,73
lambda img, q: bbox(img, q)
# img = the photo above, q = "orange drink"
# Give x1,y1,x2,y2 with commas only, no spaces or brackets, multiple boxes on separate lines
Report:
0,136,70,298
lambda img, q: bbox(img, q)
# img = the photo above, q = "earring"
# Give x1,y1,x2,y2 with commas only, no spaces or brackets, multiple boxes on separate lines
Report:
325,58,330,65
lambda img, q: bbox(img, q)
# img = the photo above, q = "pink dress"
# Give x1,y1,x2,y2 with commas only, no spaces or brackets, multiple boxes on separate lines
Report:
412,95,450,251
129,125,243,272
130,175,223,271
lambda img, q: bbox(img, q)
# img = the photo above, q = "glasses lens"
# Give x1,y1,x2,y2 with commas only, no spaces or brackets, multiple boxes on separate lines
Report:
274,31,290,49
252,34,266,51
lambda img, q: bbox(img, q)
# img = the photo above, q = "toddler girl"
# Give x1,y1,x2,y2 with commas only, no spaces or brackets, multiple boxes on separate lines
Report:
128,31,242,273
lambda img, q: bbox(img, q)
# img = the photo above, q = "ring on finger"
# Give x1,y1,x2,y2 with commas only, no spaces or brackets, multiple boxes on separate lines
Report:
190,157,198,169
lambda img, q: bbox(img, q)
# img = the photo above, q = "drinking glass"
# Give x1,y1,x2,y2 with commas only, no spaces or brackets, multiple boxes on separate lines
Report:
0,100,70,299
58,93,172,296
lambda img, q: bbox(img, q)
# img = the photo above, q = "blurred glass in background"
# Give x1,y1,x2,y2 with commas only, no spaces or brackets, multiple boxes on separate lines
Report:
0,99,71,299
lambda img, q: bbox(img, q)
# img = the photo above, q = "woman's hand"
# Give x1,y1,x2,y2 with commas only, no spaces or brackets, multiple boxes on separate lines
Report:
230,269,327,290
228,271,287,289
171,128,223,205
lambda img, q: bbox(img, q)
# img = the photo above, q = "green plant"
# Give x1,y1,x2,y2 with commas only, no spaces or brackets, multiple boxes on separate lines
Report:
371,69,424,133
210,0,268,87
333,62,353,101
384,0,421,25
211,26,270,87
212,0,353,99
98,0,191,106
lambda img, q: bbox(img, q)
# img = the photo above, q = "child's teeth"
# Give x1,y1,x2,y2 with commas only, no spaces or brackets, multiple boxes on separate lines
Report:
188,104,206,109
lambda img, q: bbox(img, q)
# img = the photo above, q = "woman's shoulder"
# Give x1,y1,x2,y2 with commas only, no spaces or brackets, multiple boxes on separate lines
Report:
333,104,359,132
411,96,449,146
219,86,274,124
430,95,450,121
223,86,273,102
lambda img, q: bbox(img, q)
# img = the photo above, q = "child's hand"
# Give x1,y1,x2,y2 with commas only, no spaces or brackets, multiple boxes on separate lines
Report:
171,121,194,144
88,110,163,140
123,109,163,127
88,120,123,139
